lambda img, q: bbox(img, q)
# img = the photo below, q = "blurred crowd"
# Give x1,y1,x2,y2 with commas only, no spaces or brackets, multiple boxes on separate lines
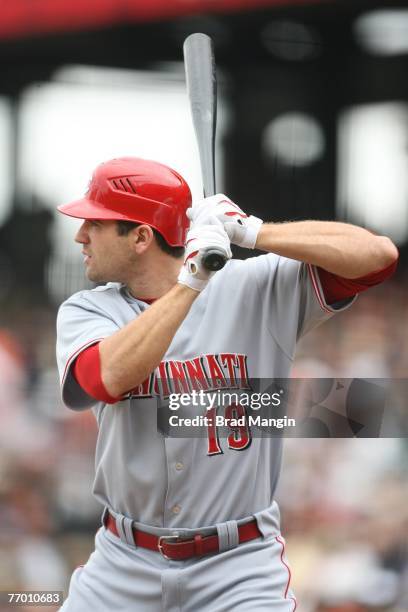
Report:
0,276,406,612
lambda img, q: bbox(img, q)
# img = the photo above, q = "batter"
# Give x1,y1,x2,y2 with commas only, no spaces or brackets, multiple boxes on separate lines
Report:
56,157,398,611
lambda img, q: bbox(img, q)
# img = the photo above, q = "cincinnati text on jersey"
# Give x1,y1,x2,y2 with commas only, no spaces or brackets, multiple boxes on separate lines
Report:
127,353,250,399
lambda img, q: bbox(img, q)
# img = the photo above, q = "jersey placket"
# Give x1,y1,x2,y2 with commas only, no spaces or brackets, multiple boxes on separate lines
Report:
163,437,193,527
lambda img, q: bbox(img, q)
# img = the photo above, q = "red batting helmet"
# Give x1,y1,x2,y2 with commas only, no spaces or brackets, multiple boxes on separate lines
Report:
58,157,192,246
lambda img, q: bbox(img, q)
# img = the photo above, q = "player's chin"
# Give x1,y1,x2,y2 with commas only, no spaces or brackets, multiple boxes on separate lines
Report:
84,266,100,283
86,266,113,284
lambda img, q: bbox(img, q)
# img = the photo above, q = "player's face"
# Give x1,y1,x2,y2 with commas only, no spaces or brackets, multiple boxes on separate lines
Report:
75,220,138,283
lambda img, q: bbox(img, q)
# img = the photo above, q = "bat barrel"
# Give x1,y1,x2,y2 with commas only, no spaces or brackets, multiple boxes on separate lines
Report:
184,33,227,271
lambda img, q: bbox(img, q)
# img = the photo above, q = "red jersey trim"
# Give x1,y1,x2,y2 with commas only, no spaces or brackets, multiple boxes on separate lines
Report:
307,264,334,314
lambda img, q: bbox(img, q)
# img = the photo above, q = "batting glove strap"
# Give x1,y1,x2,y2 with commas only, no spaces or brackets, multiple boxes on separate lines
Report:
177,268,209,292
225,214,263,249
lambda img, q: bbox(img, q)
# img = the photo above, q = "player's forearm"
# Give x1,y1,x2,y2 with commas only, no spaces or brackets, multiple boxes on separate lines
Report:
99,284,198,397
255,221,398,278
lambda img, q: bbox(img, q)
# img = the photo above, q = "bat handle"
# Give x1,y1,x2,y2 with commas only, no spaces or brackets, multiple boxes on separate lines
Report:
202,249,228,271
201,185,227,270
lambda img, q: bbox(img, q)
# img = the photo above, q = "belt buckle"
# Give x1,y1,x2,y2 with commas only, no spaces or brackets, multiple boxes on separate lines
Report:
158,534,180,560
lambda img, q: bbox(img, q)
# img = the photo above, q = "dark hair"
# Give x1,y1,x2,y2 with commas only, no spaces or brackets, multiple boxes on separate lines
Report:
116,221,185,259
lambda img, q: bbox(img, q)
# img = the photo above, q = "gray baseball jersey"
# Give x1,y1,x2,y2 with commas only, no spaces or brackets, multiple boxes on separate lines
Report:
56,253,352,529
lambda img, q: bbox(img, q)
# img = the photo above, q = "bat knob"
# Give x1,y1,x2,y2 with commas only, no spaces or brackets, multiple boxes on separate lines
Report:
202,249,227,271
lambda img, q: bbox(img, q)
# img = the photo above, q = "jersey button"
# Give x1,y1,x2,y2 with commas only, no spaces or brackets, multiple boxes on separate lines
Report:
172,505,181,515
175,462,184,471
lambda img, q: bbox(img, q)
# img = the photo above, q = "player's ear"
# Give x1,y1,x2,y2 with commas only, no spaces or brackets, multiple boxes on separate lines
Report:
131,224,155,254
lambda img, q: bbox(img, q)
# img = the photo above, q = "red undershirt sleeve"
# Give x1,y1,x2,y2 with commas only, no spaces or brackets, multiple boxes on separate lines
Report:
72,342,121,404
317,259,398,305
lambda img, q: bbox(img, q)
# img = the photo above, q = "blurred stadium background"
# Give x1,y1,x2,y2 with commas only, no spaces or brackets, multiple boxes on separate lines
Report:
0,0,407,610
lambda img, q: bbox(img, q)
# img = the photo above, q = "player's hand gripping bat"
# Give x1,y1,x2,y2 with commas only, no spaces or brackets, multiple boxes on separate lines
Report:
183,33,227,271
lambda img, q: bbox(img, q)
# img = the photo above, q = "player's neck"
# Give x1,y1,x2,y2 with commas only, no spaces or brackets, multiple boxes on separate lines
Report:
125,255,183,301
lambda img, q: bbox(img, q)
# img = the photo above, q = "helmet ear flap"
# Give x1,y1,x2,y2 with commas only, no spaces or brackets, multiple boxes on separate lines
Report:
58,157,192,247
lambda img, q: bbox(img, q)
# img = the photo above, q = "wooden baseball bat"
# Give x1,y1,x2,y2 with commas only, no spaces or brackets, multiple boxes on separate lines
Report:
183,33,227,271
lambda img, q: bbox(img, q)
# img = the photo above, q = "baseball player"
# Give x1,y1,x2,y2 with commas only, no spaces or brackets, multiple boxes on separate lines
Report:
56,157,398,611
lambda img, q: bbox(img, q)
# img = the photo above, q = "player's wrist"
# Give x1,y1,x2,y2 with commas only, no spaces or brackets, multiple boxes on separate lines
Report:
171,280,203,297
177,269,209,292
254,222,283,251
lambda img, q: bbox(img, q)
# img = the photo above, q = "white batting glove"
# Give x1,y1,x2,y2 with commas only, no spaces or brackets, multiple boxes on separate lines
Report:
177,224,232,292
187,194,263,249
